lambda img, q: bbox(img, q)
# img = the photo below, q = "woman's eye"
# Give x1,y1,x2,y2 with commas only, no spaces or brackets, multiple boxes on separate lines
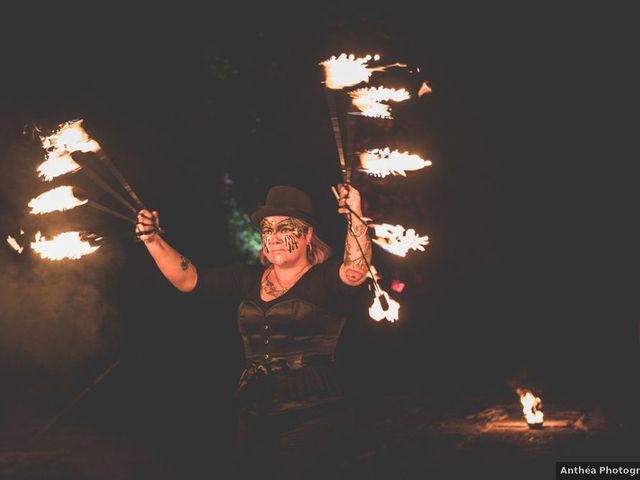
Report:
262,230,272,235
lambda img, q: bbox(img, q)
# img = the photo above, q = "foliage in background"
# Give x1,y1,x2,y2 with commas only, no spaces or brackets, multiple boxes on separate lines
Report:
222,172,261,261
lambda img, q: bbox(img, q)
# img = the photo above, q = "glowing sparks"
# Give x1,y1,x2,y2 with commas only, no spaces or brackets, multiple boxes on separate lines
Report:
28,186,87,214
359,148,432,177
349,86,410,118
371,223,429,257
517,388,544,426
369,290,400,322
37,119,101,181
418,81,432,97
320,53,405,90
6,235,24,254
30,231,100,260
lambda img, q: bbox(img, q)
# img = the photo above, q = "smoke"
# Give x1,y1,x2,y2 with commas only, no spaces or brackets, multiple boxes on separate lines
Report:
0,248,123,373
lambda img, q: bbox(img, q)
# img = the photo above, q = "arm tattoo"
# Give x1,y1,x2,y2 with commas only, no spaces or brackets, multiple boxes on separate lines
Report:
343,221,371,283
179,256,191,271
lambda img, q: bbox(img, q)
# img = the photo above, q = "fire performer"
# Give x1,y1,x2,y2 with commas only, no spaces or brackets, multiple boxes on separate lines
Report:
136,184,371,477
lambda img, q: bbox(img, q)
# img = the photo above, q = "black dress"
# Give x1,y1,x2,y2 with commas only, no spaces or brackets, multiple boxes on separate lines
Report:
196,259,363,478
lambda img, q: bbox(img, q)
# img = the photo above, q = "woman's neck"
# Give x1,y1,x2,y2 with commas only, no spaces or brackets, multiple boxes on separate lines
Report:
272,259,310,281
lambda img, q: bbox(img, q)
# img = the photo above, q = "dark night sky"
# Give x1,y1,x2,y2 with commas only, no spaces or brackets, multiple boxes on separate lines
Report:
1,6,637,432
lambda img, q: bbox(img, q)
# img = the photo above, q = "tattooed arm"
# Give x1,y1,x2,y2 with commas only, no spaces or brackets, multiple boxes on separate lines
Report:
336,185,372,286
136,209,198,292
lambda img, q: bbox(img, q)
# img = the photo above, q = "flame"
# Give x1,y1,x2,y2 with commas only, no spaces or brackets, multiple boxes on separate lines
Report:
517,388,544,425
418,81,432,97
320,53,405,90
30,231,100,260
359,147,432,177
28,186,87,214
369,290,400,322
6,235,24,254
349,86,410,118
37,152,82,182
371,223,429,257
37,119,101,181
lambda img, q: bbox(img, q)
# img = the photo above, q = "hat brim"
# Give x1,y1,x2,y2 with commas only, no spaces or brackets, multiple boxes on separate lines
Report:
250,206,317,228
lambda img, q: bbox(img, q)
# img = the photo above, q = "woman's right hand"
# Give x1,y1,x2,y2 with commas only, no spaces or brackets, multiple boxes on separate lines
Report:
136,209,160,244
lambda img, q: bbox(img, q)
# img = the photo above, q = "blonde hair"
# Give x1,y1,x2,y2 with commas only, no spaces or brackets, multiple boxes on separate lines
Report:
259,232,331,266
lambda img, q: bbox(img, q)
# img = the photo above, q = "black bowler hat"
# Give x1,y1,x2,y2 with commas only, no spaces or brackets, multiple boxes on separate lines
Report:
250,185,317,228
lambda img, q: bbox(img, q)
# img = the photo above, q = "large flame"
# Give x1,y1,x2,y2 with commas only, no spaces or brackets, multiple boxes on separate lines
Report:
30,231,100,260
37,152,82,182
369,290,400,322
359,147,432,177
320,53,405,90
37,119,101,181
349,86,410,118
517,388,544,425
28,186,87,214
6,235,24,254
371,223,429,257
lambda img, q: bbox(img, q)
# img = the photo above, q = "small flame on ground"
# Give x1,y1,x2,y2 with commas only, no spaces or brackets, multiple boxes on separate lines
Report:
30,231,100,260
371,223,429,257
320,53,406,90
37,119,100,181
6,235,24,254
28,186,87,214
350,86,410,118
359,147,432,177
517,388,544,425
369,290,400,322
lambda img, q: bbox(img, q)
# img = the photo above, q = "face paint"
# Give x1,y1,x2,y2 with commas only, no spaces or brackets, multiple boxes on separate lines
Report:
261,217,309,255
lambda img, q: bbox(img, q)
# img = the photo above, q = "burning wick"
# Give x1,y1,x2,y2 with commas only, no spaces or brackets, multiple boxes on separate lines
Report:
30,231,101,261
369,290,400,322
517,388,544,429
320,53,406,90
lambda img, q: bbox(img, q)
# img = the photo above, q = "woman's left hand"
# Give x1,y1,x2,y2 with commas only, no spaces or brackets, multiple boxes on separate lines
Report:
336,184,363,218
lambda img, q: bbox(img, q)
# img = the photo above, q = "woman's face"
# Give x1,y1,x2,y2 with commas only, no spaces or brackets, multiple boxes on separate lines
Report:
260,216,312,266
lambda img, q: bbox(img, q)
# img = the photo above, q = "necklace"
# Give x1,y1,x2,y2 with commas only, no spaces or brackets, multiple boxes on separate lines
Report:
263,263,310,297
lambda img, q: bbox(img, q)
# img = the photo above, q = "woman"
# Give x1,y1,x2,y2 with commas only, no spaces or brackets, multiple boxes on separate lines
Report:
136,184,371,478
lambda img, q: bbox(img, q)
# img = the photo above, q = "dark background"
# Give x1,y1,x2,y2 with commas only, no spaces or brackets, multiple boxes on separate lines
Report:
1,5,637,477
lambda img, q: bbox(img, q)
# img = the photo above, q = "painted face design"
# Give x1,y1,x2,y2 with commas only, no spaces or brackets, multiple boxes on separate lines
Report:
261,217,309,255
